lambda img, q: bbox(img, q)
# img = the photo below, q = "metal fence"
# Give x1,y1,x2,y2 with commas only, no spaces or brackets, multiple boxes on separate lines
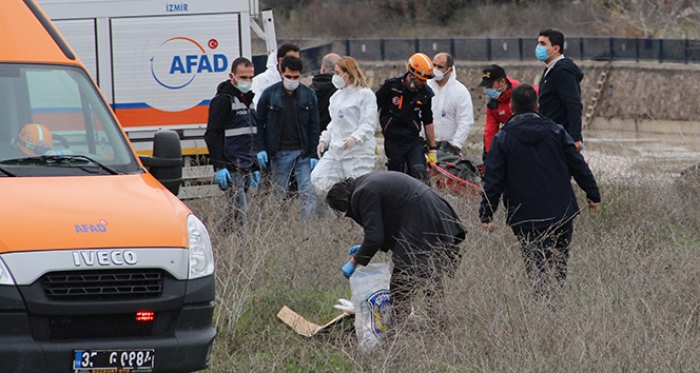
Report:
338,37,700,63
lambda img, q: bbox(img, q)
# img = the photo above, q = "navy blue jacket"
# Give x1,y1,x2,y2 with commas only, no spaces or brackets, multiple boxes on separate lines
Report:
479,112,600,229
537,58,584,142
255,82,320,159
376,73,434,141
205,80,257,172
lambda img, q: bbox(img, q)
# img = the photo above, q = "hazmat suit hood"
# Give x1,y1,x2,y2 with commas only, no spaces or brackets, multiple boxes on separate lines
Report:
266,49,277,70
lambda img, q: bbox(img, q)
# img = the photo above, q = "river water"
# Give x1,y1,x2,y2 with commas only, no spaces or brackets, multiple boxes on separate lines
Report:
583,130,700,183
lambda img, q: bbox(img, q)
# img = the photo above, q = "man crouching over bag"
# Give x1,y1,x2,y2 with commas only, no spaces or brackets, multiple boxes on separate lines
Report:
326,171,466,327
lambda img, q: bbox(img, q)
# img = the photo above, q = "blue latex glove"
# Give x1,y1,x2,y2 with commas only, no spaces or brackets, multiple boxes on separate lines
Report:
215,168,231,189
250,171,260,188
342,261,356,279
256,151,268,169
348,245,361,256
310,158,318,170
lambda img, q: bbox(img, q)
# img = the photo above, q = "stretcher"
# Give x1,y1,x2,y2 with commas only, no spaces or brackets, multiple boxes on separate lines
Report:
428,151,484,197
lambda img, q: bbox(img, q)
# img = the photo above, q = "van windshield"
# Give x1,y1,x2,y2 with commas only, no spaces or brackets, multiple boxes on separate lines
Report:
0,63,140,176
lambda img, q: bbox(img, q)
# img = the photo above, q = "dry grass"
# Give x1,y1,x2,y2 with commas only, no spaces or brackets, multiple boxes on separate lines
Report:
185,150,700,372
271,1,603,40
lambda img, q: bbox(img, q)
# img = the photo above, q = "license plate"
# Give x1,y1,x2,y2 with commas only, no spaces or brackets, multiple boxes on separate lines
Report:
73,349,155,373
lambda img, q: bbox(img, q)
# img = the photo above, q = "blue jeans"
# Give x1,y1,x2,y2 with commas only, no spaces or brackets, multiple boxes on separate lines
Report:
220,171,253,233
272,150,317,219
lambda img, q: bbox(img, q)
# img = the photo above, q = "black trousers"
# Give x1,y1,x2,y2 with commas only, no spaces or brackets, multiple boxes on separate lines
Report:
384,136,429,184
389,247,460,327
512,220,574,298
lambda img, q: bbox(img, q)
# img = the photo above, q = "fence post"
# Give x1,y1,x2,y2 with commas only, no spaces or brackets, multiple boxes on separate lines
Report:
518,38,523,61
685,38,689,64
450,38,455,58
380,38,385,61
579,38,584,60
609,37,614,60
659,39,664,63
345,39,350,57
635,38,640,62
415,38,420,53
486,38,492,61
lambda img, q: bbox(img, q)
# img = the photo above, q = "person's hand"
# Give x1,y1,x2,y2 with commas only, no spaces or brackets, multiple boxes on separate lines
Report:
342,261,356,279
587,199,599,213
250,171,261,188
427,149,437,164
342,136,357,150
482,221,496,231
310,158,319,170
214,168,231,189
574,141,583,152
256,151,268,169
448,142,462,155
348,244,361,256
317,141,327,158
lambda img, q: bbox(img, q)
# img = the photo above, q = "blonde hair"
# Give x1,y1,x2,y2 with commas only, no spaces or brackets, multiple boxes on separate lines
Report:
336,57,369,89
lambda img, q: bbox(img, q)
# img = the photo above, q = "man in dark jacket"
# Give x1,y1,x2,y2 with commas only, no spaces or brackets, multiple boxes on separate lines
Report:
256,56,320,219
310,53,341,132
376,53,438,184
536,28,585,151
205,57,259,234
479,83,600,299
326,171,466,323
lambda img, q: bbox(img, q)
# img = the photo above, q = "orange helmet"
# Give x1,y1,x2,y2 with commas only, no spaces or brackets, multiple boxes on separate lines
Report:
14,123,53,156
406,53,434,80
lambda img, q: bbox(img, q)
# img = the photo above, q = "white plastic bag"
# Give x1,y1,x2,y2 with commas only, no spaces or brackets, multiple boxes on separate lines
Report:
349,262,391,351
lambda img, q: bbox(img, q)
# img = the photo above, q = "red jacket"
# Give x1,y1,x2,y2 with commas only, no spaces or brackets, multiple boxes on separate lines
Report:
484,77,519,153
483,77,540,153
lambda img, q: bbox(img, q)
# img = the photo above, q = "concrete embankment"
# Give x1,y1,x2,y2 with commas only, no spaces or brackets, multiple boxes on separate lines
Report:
358,60,700,136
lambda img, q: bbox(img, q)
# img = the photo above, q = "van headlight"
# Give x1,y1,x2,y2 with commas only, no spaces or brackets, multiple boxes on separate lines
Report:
0,258,16,285
187,215,214,279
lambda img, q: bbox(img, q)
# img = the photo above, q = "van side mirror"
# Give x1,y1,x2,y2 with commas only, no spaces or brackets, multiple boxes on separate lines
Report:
139,130,183,196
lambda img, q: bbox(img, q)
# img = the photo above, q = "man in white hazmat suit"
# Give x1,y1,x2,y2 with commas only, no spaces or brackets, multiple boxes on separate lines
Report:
251,44,300,108
427,52,473,155
311,57,376,197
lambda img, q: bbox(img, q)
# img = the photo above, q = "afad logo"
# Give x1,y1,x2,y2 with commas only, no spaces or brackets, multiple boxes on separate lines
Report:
151,37,227,90
75,219,108,233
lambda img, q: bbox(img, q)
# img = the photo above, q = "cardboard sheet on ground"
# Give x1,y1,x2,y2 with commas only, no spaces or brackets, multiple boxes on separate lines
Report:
277,306,352,337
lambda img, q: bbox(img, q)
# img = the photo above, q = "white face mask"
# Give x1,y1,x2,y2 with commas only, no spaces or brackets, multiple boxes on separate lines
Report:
232,76,252,93
433,69,445,81
283,78,300,91
332,74,346,89
433,67,450,81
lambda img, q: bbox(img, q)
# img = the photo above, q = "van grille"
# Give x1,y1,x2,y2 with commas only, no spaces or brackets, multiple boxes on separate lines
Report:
29,312,175,341
41,269,163,300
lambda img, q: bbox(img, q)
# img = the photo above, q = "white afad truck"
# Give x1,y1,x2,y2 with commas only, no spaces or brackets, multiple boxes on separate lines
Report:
38,0,277,158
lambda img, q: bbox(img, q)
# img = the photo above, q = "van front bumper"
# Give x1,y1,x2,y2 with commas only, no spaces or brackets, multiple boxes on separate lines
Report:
0,275,216,373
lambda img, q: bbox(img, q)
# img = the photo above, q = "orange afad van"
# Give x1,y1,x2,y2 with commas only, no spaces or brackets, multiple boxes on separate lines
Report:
0,1,216,373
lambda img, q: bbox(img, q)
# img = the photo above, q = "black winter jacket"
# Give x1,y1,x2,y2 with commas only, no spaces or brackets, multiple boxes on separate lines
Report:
255,82,320,159
204,80,257,171
537,58,584,142
309,73,336,132
346,171,466,275
376,74,434,141
479,112,600,229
